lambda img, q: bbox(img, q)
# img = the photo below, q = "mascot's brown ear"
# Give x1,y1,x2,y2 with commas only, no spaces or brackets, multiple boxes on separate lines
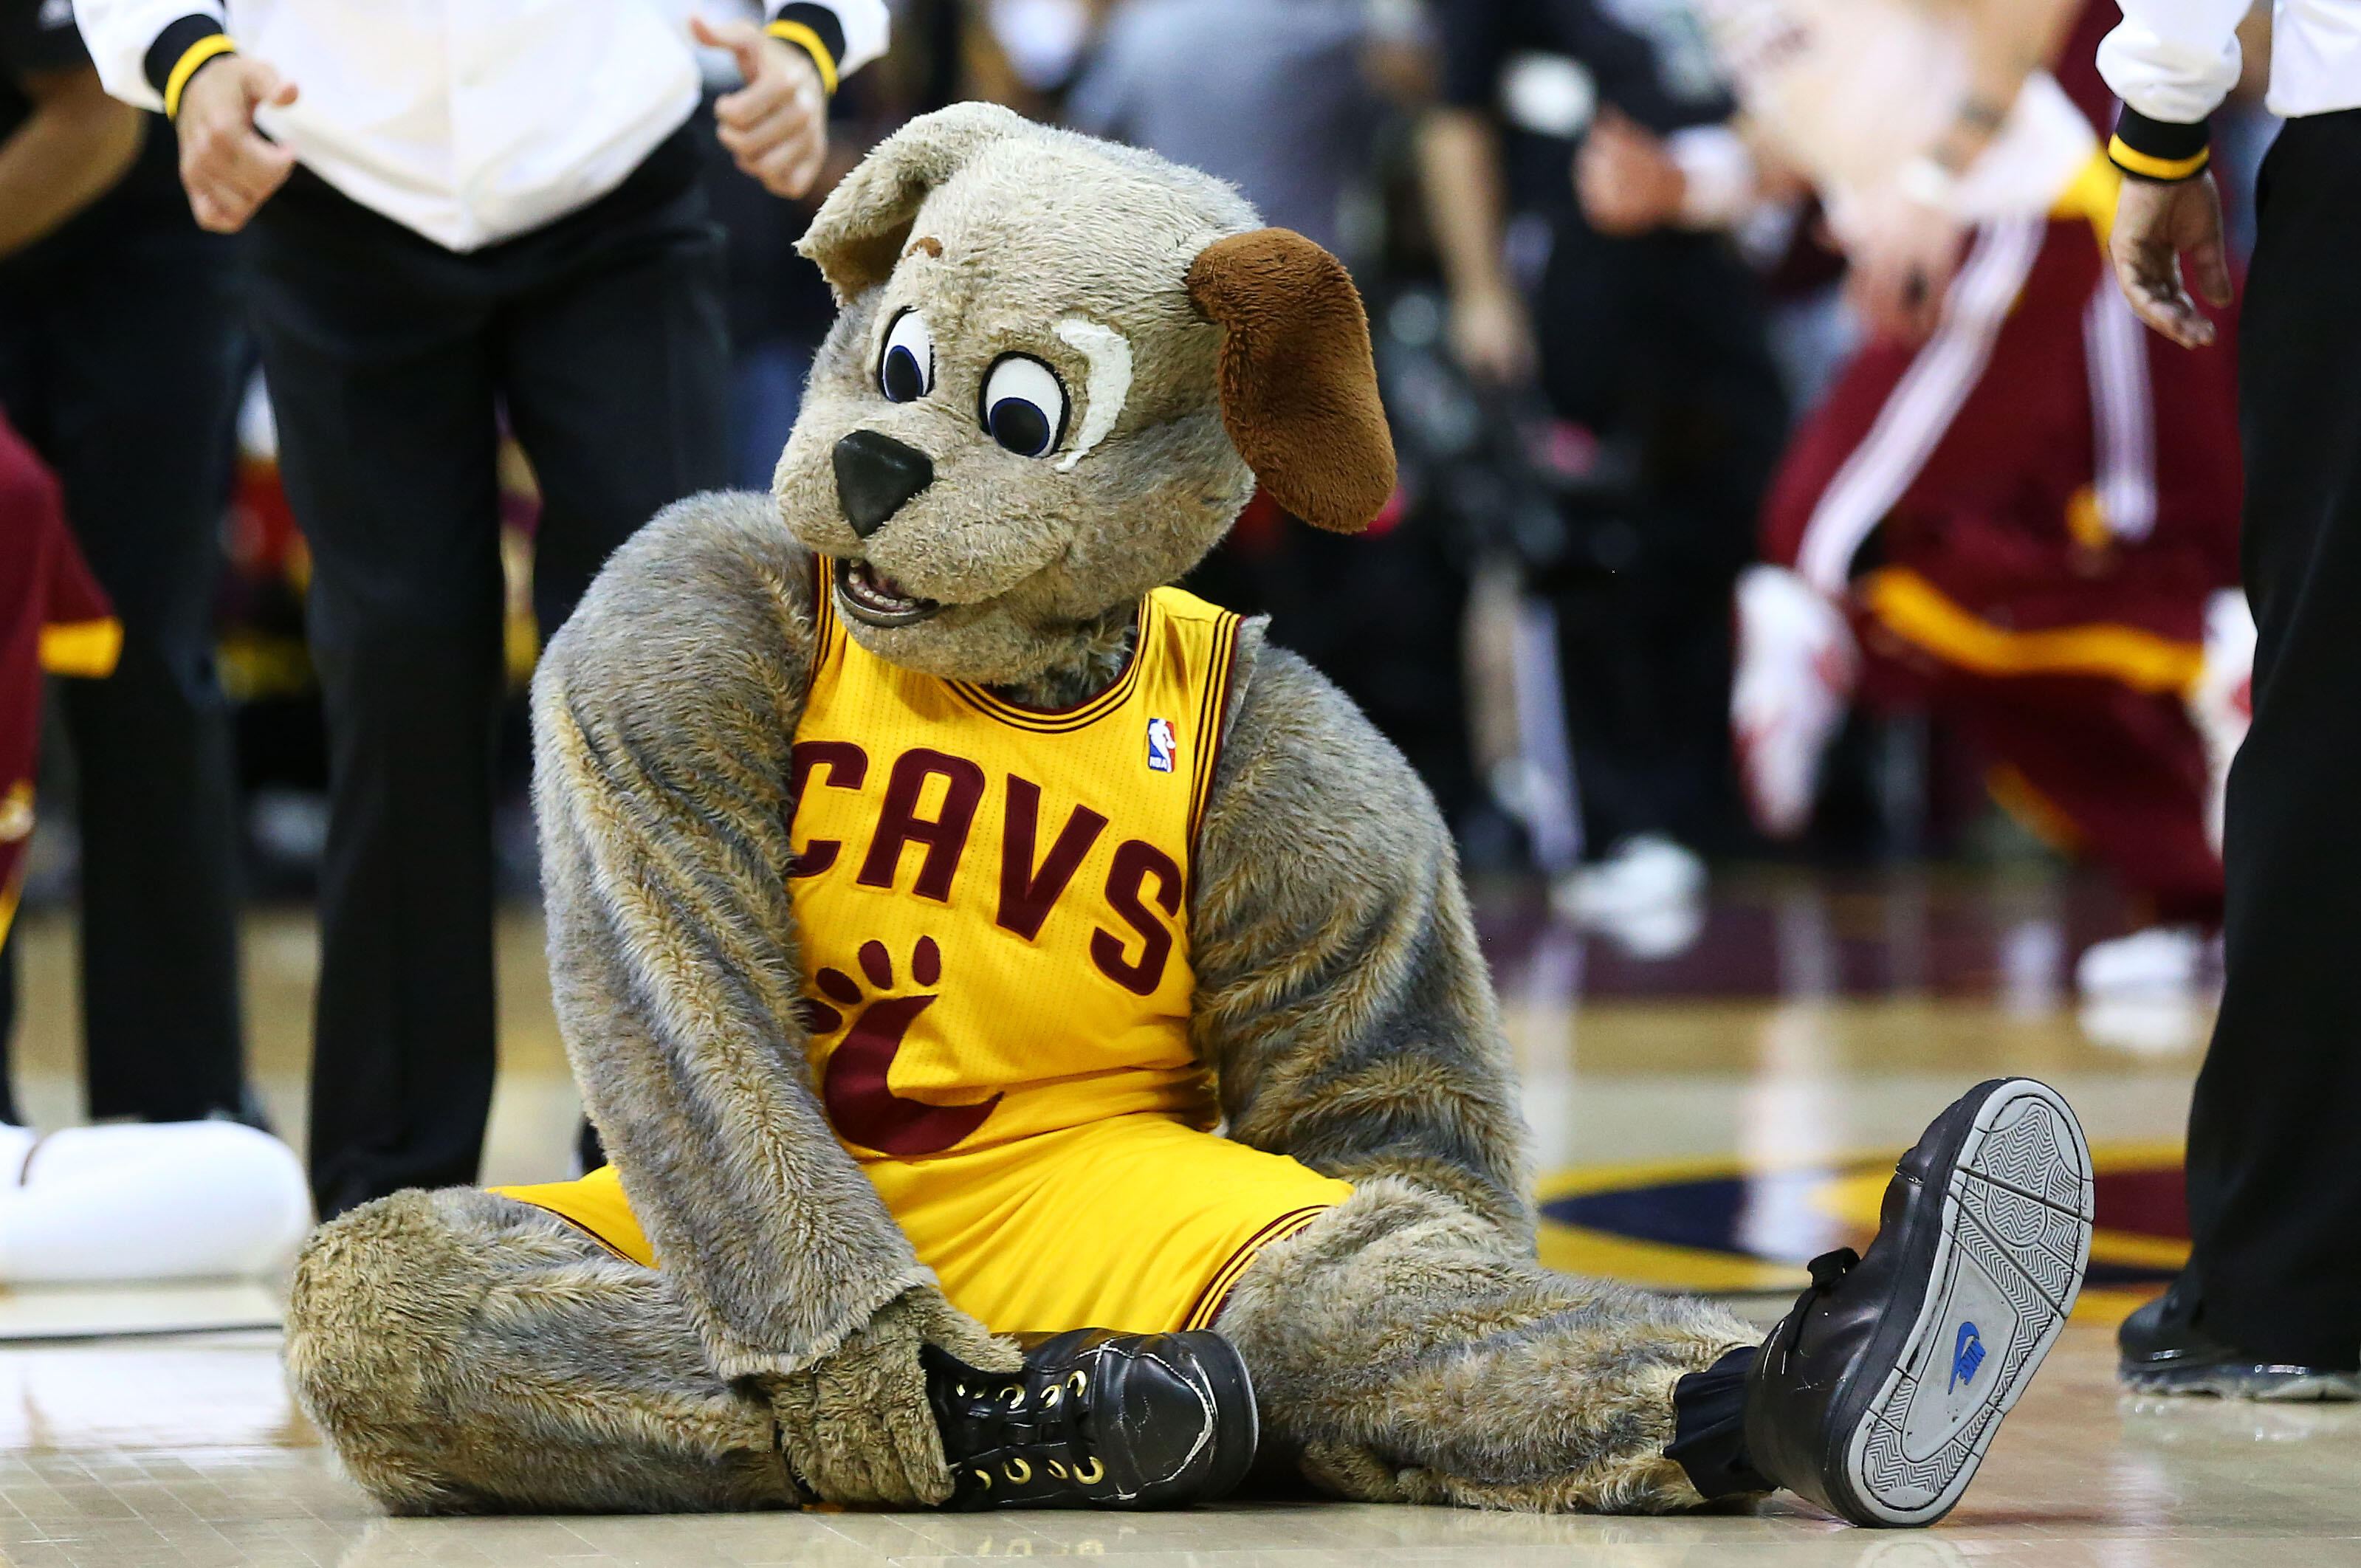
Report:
1185,229,1398,534
798,102,1031,301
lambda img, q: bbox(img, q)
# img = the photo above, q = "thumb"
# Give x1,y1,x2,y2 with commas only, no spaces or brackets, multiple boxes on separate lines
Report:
691,14,768,79
241,60,295,110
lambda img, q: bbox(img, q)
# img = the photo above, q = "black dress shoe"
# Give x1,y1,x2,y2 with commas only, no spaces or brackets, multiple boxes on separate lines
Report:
2120,1277,2361,1400
1745,1079,2093,1527
926,1329,1257,1509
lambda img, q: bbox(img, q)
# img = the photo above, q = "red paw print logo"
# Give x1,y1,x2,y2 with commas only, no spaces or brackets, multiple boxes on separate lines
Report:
803,937,1000,1157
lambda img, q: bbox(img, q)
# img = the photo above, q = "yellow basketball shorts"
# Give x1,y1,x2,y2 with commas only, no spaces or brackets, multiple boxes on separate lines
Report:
492,1113,1353,1335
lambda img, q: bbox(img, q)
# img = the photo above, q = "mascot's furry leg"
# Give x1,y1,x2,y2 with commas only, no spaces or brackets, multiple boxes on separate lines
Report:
1222,1079,2094,1525
292,1188,1260,1516
1218,1178,1759,1513
285,1189,806,1514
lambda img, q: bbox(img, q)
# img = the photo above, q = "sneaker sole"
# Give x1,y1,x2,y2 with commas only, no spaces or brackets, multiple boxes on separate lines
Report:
1836,1079,2094,1527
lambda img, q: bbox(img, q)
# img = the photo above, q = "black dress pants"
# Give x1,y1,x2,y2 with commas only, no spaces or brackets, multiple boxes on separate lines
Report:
2188,109,2361,1368
246,128,731,1217
0,222,251,1124
1533,219,1785,855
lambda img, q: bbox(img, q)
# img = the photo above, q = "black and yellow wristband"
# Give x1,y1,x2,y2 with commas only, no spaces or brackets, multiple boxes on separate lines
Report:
766,3,845,95
2109,106,2210,182
144,14,236,119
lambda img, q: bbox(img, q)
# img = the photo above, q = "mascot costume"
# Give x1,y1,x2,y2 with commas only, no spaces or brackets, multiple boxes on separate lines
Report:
287,106,2095,1528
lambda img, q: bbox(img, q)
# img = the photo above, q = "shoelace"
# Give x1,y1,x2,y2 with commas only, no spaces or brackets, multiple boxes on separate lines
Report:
1773,1246,1861,1372
949,1366,1103,1496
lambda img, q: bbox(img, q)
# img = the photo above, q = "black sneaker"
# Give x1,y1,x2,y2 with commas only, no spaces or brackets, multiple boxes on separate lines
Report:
1744,1079,2093,1527
2119,1277,2361,1400
926,1329,1258,1510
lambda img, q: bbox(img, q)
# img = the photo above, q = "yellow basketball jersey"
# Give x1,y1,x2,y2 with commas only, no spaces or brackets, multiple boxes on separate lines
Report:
788,576,1243,1160
493,573,1355,1333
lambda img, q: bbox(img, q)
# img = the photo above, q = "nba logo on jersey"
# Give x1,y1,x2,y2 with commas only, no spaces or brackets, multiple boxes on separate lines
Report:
1146,717,1178,774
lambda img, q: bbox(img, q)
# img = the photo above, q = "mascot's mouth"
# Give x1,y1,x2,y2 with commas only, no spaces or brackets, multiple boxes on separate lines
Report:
835,558,943,627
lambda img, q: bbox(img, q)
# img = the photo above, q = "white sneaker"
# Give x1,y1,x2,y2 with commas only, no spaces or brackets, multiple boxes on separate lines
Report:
2075,925,2212,998
1732,564,1859,840
1550,835,1709,959
1551,833,1707,919
2189,589,2254,856
1591,898,1708,960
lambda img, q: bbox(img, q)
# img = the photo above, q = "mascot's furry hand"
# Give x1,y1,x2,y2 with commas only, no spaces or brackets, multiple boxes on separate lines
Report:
768,1285,1018,1505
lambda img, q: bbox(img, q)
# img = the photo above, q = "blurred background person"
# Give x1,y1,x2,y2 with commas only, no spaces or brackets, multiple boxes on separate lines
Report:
0,0,254,1128
75,0,888,1217
1068,0,1388,257
1065,0,1482,821
1580,0,2247,998
1,413,116,1056
1418,0,1788,932
1,413,309,1286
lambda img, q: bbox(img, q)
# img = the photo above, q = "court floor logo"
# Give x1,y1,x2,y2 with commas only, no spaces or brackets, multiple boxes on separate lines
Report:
1533,1144,2183,1315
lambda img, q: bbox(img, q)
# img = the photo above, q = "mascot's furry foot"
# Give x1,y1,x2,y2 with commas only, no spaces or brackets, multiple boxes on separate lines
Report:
1739,1079,2093,1526
928,1330,1256,1510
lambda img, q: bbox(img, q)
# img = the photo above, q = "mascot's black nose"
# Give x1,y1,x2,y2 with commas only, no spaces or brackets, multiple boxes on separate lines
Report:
833,430,935,537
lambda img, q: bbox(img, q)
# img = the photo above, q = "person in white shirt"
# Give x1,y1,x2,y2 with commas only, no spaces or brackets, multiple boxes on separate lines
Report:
74,1,890,244
2100,0,2361,1401
72,0,887,1223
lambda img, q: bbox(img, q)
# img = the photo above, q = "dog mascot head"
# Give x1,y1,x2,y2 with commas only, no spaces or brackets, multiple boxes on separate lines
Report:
775,103,1396,686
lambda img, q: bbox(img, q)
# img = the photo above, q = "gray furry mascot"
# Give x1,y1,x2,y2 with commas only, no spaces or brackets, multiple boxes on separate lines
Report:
287,105,2094,1529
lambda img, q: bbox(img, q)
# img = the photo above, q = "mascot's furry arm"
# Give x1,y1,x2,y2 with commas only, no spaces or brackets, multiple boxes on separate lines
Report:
531,492,960,1383
1191,625,1535,1239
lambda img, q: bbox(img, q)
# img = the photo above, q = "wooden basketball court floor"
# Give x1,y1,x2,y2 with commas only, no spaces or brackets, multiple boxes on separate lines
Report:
4,867,2357,1567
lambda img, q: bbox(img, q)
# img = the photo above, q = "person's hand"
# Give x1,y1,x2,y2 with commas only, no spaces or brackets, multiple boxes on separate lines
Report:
2109,171,2232,348
694,15,829,199
1576,109,1684,237
1844,186,1962,343
1449,286,1536,386
174,53,298,233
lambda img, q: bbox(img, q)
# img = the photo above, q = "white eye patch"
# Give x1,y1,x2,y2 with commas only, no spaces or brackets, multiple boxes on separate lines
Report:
1053,318,1133,472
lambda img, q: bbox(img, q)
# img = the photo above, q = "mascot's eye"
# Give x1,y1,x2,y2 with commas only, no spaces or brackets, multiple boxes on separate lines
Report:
980,354,1068,458
879,310,934,403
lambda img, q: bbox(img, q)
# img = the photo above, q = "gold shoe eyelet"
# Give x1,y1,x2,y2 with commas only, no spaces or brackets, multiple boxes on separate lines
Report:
1003,1385,1025,1411
1046,1459,1067,1479
973,1468,992,1488
1042,1384,1062,1408
1072,1455,1104,1485
1004,1457,1032,1484
1067,1370,1087,1397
